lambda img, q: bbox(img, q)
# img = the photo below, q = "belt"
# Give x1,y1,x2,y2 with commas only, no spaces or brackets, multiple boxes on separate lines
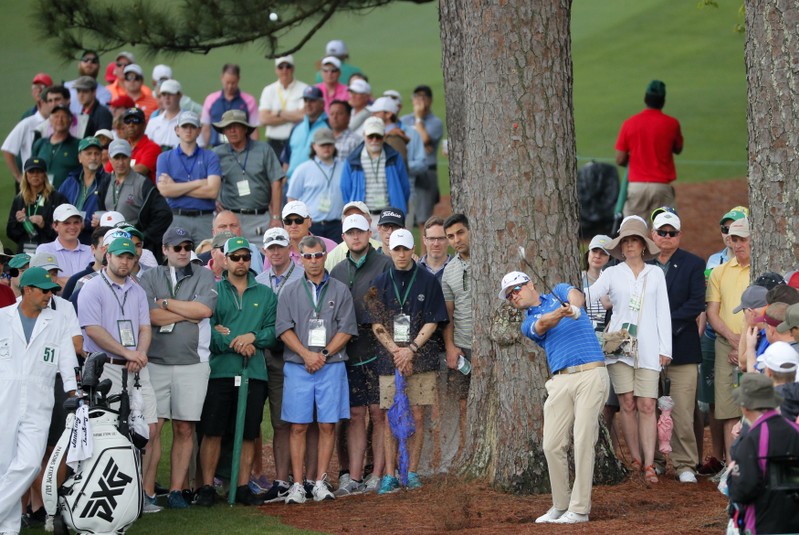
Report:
172,208,214,217
554,361,605,376
369,209,383,215
107,356,128,366
230,208,268,215
314,219,341,226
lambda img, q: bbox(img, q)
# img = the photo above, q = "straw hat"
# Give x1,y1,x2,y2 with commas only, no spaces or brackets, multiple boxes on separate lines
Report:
605,217,660,261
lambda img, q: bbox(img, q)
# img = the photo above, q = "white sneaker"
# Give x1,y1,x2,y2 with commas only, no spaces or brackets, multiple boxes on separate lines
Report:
334,478,363,497
312,475,335,501
535,506,566,523
678,471,698,483
553,511,589,524
338,472,351,489
363,473,381,492
285,482,306,504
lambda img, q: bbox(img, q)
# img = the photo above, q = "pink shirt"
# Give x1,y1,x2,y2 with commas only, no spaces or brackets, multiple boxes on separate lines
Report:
316,83,349,115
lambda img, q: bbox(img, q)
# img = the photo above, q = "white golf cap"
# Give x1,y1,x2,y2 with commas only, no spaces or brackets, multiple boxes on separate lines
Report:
363,116,386,138
100,211,126,227
588,234,612,254
762,341,799,373
348,79,371,94
123,64,144,77
53,204,82,222
367,96,399,115
343,214,369,233
342,201,369,217
653,212,681,231
325,40,348,57
103,228,132,247
94,129,115,141
498,271,531,300
159,79,182,95
383,90,402,104
262,227,290,248
152,64,173,82
389,229,414,250
282,200,310,219
29,252,61,271
321,56,341,69
275,55,294,66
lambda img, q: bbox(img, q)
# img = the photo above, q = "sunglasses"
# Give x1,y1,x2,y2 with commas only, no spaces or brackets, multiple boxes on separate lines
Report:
505,286,523,300
301,252,326,259
125,74,143,82
227,253,251,262
283,216,306,226
424,236,447,242
81,56,100,64
123,117,143,125
171,244,193,252
116,61,131,68
655,229,679,238
277,63,293,70
720,225,730,235
366,134,384,140
322,68,340,73
37,287,54,294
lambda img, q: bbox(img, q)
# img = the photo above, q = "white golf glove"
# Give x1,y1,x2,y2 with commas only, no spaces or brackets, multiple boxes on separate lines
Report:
570,304,581,320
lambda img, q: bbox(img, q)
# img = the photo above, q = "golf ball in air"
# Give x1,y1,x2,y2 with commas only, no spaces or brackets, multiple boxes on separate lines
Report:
270,12,278,21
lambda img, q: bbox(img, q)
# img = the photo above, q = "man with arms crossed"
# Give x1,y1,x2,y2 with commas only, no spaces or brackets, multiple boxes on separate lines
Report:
500,270,609,524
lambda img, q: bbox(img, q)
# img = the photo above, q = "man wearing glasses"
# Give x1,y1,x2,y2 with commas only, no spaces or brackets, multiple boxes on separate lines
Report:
156,111,222,243
259,55,308,158
267,201,337,270
340,117,411,218
122,64,158,122
73,76,113,138
499,270,609,524
276,235,358,503
66,50,112,116
647,210,706,483
109,107,161,182
139,227,218,509
315,56,349,115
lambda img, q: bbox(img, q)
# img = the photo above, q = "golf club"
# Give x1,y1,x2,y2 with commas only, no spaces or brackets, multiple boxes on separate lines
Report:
517,246,567,306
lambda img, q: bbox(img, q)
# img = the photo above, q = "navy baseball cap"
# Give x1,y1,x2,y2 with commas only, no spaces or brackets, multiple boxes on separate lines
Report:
302,86,323,101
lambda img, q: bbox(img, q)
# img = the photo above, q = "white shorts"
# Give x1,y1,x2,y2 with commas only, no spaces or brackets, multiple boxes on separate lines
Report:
148,362,210,421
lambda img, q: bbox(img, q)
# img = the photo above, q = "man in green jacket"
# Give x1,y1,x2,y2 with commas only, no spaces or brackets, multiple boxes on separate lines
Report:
195,237,278,506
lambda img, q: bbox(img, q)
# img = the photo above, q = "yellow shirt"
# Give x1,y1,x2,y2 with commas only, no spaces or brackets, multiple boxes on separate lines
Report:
706,257,750,335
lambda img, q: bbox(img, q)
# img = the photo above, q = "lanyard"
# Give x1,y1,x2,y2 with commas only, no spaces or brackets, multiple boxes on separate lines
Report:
389,265,418,313
271,262,295,296
100,271,129,316
313,159,337,188
368,153,383,182
27,194,43,217
276,85,287,110
229,142,250,173
176,148,199,180
302,277,329,317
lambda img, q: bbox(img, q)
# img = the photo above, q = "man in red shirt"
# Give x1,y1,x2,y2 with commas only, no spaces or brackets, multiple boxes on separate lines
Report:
615,80,683,221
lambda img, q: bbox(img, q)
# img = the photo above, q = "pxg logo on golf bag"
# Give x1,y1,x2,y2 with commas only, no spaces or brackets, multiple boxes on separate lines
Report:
79,457,133,522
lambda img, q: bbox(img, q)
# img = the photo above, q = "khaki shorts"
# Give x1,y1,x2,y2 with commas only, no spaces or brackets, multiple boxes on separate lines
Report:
379,371,437,410
149,361,210,421
607,361,659,399
714,337,743,420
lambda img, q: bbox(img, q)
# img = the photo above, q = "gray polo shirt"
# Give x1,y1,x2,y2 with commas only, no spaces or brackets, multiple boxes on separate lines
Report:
214,140,285,211
138,263,218,365
275,273,358,365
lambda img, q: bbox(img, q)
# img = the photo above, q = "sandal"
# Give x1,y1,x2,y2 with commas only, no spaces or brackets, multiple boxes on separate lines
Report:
631,459,643,472
644,465,659,483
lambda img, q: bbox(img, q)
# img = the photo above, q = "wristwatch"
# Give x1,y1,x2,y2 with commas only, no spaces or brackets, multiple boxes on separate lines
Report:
271,215,281,220
321,348,330,358
160,299,169,310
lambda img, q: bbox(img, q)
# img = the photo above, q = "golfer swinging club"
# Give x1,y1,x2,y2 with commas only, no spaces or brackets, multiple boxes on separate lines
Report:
499,271,610,524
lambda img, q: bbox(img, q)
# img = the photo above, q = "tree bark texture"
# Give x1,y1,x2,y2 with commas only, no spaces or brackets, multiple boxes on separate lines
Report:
745,0,799,274
440,0,625,493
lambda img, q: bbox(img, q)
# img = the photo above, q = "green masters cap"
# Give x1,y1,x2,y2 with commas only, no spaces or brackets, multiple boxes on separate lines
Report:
646,80,666,97
719,206,749,225
224,237,250,256
107,237,137,256
78,136,102,152
8,253,31,269
19,266,61,291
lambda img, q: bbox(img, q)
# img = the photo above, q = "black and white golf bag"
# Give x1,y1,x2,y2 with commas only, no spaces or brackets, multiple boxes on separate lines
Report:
42,353,145,535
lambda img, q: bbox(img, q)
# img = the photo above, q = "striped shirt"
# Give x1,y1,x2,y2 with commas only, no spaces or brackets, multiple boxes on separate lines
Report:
360,147,388,211
441,255,472,349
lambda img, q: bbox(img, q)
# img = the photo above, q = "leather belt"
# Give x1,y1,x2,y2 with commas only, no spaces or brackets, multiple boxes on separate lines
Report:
172,208,214,216
230,208,267,215
554,361,605,376
107,356,128,366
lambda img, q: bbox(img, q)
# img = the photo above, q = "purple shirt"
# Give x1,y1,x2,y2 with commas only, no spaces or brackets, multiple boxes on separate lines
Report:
36,238,95,278
77,271,150,359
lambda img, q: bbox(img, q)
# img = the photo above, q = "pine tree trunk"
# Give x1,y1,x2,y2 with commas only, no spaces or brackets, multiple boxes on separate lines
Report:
745,0,799,274
439,0,625,493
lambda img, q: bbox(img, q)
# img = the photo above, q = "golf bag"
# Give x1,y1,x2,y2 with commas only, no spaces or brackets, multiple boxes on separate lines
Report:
42,353,144,535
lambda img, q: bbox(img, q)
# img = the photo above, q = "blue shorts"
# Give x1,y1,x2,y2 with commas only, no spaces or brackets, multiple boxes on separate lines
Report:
281,361,350,424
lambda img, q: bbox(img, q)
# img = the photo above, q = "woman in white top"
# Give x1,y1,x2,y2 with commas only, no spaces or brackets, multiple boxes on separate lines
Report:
581,234,612,331
589,217,671,483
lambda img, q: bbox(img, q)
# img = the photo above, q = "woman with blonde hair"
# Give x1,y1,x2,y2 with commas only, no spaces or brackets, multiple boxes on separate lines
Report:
6,158,67,253
589,216,671,483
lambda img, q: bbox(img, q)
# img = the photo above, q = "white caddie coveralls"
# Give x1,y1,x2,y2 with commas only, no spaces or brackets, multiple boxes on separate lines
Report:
0,303,78,533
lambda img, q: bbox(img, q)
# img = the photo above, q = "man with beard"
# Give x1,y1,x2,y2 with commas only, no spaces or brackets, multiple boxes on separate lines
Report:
66,50,112,115
59,137,111,244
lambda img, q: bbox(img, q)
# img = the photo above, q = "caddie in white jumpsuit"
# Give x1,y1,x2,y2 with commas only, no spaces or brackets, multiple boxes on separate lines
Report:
0,267,78,535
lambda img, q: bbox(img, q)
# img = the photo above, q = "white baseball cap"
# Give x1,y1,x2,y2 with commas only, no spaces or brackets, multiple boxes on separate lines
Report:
325,40,348,57
29,252,61,271
102,228,131,247
100,211,126,227
762,341,799,373
321,56,342,70
159,79,182,95
275,55,294,67
348,79,371,94
383,90,402,104
152,64,173,82
389,229,414,250
653,212,681,231
282,200,310,219
498,271,531,300
588,234,612,254
262,227,290,248
363,116,386,138
342,201,369,217
367,96,399,115
53,204,83,222
343,214,369,233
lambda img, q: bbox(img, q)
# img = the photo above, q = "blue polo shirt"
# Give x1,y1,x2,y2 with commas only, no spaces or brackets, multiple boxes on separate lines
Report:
522,283,604,374
156,145,222,211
